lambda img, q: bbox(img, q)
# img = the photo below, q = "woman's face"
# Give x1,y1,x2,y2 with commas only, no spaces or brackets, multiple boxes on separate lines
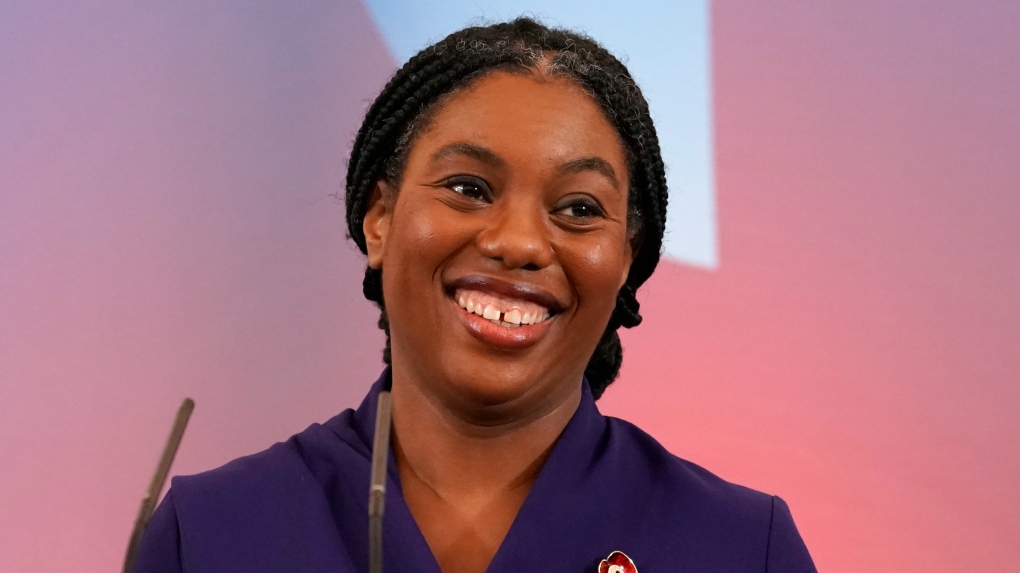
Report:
364,71,633,420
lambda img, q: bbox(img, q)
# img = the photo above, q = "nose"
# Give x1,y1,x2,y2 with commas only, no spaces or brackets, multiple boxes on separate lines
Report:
475,201,554,271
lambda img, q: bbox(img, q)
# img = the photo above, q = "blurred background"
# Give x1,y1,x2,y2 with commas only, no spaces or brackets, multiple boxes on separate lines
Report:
2,1,1018,571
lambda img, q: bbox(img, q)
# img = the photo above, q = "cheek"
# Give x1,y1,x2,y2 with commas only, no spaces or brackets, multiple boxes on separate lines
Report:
565,238,631,312
380,199,476,316
381,204,454,344
384,203,445,267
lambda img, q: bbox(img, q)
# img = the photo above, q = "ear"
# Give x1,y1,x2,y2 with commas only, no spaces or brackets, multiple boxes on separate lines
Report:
619,227,643,289
619,243,634,290
363,180,396,269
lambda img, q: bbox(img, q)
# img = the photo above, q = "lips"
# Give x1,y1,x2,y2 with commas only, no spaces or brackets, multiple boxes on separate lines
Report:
445,275,566,348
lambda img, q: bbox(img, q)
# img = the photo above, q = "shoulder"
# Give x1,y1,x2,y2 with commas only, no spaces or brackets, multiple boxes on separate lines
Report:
172,415,352,505
602,415,773,517
597,416,816,571
169,420,340,537
137,412,368,572
171,406,371,517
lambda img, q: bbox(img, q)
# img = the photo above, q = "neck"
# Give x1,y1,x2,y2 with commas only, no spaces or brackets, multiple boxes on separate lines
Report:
387,364,582,501
385,363,582,573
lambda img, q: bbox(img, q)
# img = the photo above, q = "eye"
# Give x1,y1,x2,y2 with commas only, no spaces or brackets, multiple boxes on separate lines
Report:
445,176,492,201
555,198,607,220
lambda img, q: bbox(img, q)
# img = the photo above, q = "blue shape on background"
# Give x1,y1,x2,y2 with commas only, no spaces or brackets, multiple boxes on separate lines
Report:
363,0,716,268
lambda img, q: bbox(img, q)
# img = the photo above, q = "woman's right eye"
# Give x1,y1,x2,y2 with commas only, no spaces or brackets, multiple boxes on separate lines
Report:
445,177,491,201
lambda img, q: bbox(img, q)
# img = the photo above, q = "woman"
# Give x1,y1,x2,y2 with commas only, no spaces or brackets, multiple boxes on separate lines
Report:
135,18,816,573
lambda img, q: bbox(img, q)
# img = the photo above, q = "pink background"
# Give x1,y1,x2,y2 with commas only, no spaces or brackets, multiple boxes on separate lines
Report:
2,1,1018,571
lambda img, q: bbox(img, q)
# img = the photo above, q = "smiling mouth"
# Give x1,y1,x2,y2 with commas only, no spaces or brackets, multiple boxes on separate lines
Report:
455,289,551,328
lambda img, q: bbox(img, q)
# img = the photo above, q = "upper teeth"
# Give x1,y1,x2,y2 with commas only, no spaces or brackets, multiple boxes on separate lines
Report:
456,289,550,327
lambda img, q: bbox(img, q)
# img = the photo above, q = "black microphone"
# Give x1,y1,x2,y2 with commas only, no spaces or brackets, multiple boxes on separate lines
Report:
368,391,393,573
122,398,195,573
121,394,389,573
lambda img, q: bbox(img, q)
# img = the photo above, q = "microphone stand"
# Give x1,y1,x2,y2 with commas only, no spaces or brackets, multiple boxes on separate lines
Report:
368,391,393,573
120,392,391,573
122,398,195,573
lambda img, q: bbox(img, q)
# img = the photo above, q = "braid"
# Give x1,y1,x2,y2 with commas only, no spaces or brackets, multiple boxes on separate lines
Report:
345,17,669,399
585,329,624,400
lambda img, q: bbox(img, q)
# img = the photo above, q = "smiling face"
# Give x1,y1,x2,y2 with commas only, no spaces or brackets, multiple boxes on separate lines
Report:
363,71,633,421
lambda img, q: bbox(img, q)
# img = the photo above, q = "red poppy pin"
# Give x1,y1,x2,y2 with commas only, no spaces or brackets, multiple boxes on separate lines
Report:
598,550,638,573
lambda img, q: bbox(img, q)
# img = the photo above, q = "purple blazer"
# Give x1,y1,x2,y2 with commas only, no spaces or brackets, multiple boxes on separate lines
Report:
136,371,816,572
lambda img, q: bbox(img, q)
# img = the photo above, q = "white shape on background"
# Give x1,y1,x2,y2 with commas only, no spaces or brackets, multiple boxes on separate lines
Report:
364,0,717,268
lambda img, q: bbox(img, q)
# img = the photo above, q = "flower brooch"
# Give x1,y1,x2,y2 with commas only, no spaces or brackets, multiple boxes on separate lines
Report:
598,551,638,573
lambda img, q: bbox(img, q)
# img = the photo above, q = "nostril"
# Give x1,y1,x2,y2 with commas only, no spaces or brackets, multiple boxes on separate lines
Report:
521,262,541,271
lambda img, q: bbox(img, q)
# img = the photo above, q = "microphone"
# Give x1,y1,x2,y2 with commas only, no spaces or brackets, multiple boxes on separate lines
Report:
368,391,393,573
120,393,390,573
122,398,195,573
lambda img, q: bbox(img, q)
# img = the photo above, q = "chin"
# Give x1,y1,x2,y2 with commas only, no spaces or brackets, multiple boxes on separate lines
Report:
433,357,575,420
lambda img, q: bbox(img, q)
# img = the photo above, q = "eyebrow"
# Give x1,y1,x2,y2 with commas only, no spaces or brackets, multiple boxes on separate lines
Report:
429,142,506,169
558,156,621,190
429,141,622,190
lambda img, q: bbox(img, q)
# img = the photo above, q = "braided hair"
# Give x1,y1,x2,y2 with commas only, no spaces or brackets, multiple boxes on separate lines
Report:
345,17,668,399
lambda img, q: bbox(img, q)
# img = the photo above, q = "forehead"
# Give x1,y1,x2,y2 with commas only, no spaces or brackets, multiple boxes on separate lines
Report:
406,71,628,173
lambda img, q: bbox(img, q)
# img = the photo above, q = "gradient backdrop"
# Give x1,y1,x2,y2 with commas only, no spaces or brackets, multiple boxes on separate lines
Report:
2,1,1018,571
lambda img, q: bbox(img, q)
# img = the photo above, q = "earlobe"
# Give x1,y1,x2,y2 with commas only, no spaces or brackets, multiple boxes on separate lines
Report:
363,180,395,269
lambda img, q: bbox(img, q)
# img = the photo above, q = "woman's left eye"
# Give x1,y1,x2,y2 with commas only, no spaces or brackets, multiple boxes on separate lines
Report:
556,199,606,219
